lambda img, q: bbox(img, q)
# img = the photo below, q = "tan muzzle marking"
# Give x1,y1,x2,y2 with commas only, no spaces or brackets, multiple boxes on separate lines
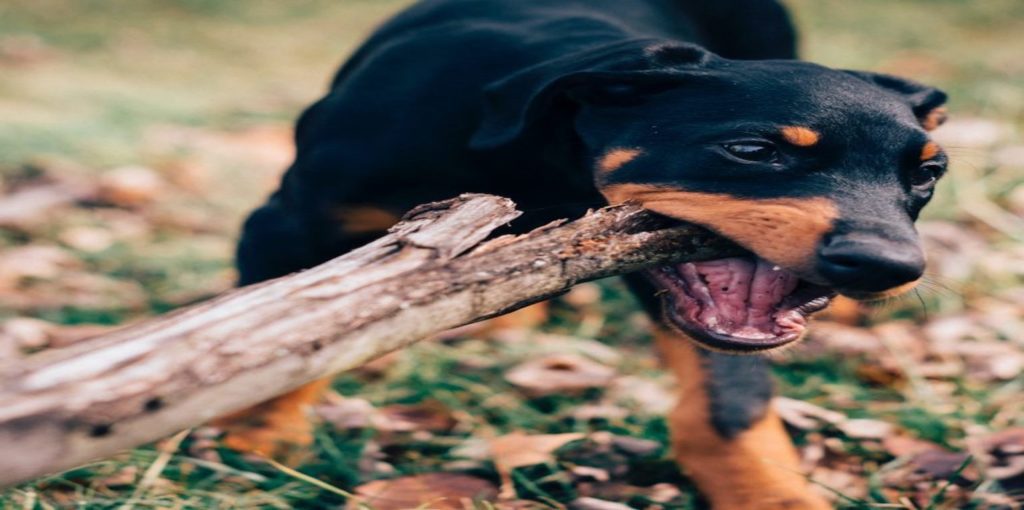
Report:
601,183,838,273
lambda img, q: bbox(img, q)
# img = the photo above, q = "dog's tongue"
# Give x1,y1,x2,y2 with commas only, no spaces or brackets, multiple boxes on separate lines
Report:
677,257,799,339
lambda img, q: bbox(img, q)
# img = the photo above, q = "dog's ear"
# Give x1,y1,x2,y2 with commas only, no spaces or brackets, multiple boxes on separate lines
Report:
469,41,716,150
844,70,948,131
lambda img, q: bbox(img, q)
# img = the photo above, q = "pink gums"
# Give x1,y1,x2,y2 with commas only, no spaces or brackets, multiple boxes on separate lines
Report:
681,257,798,339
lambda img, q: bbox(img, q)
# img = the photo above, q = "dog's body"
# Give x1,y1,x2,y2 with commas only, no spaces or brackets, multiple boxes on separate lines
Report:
236,0,800,284
227,1,948,508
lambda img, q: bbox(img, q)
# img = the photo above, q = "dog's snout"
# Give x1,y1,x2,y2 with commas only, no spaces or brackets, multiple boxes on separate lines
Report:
817,234,925,293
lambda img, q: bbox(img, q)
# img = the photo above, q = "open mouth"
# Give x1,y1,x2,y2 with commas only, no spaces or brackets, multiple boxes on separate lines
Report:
645,256,835,352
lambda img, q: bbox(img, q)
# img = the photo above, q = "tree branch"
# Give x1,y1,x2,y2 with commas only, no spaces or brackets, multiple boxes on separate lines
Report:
0,193,738,487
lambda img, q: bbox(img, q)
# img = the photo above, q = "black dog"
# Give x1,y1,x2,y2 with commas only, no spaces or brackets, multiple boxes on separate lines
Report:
226,1,948,508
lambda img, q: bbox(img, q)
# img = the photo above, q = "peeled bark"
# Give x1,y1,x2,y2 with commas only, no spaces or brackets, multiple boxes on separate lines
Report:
0,193,738,487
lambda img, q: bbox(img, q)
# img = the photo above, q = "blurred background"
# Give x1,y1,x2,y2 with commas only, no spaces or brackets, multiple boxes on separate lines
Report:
1,1,1022,508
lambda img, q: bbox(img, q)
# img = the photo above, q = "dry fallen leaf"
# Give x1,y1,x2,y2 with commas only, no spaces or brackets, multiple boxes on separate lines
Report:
606,375,674,415
0,245,81,287
562,282,602,308
97,165,168,207
809,467,868,502
0,317,53,351
0,270,148,311
883,435,946,458
94,466,138,489
969,428,1024,481
0,182,93,229
571,403,630,422
494,331,622,365
567,497,632,510
0,317,112,355
374,400,457,433
837,419,896,440
350,472,497,510
505,353,615,396
773,397,846,431
317,397,376,431
803,321,884,356
490,432,585,497
59,226,115,253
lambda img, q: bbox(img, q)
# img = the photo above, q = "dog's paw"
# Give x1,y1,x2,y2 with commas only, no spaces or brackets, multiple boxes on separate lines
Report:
211,407,317,465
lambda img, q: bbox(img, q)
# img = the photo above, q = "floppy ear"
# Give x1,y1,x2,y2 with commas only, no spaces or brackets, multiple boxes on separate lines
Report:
844,70,948,131
469,41,716,150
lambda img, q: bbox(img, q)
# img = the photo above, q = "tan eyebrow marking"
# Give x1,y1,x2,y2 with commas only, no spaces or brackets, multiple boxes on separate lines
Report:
597,148,642,174
780,126,820,147
921,141,941,161
921,107,948,131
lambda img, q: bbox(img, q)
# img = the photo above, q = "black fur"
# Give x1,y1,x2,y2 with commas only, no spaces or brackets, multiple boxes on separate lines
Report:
702,349,774,438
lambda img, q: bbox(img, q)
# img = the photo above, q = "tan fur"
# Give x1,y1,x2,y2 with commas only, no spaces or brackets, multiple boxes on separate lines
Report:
845,278,921,301
780,126,820,147
601,184,838,274
656,329,830,509
213,378,333,463
596,148,642,174
818,296,865,325
920,107,948,131
333,206,402,234
488,301,550,330
920,141,940,161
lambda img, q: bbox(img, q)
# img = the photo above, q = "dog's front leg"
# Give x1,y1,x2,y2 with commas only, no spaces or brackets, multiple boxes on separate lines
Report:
655,329,831,510
211,378,333,464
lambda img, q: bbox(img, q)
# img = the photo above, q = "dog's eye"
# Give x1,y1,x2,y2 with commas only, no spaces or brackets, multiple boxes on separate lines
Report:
721,142,779,163
909,163,943,190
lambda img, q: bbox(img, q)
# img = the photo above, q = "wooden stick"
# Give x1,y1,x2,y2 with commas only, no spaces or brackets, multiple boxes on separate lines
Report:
0,194,738,487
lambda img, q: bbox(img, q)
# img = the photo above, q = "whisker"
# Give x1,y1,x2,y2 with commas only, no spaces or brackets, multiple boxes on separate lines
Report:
913,288,929,321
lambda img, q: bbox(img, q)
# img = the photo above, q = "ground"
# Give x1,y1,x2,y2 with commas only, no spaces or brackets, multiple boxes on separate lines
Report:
1,0,1023,508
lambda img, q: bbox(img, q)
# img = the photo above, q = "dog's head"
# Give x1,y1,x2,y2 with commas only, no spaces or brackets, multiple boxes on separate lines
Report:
470,41,947,352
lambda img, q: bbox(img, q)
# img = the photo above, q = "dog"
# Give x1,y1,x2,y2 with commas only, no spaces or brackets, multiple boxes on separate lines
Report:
220,1,948,508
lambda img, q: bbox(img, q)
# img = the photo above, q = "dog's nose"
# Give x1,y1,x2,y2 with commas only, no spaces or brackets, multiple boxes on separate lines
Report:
817,235,925,293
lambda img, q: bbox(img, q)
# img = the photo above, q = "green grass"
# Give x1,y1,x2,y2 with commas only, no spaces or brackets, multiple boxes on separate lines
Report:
1,0,1022,508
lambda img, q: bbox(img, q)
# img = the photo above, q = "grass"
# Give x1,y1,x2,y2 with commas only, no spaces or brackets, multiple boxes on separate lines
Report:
1,0,1022,508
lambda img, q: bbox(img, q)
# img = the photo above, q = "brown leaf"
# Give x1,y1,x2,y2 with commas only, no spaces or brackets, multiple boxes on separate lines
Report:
0,245,81,288
909,450,975,482
491,500,550,510
0,182,93,229
0,270,147,311
773,397,846,431
59,226,115,253
803,321,883,356
0,317,53,351
350,472,497,510
562,282,602,308
505,353,615,396
809,467,868,502
570,403,629,422
883,435,945,458
0,317,112,355
490,432,584,497
568,497,632,510
317,397,376,431
375,400,457,433
969,428,1024,481
606,376,674,415
96,165,168,207
837,419,895,440
95,466,138,489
